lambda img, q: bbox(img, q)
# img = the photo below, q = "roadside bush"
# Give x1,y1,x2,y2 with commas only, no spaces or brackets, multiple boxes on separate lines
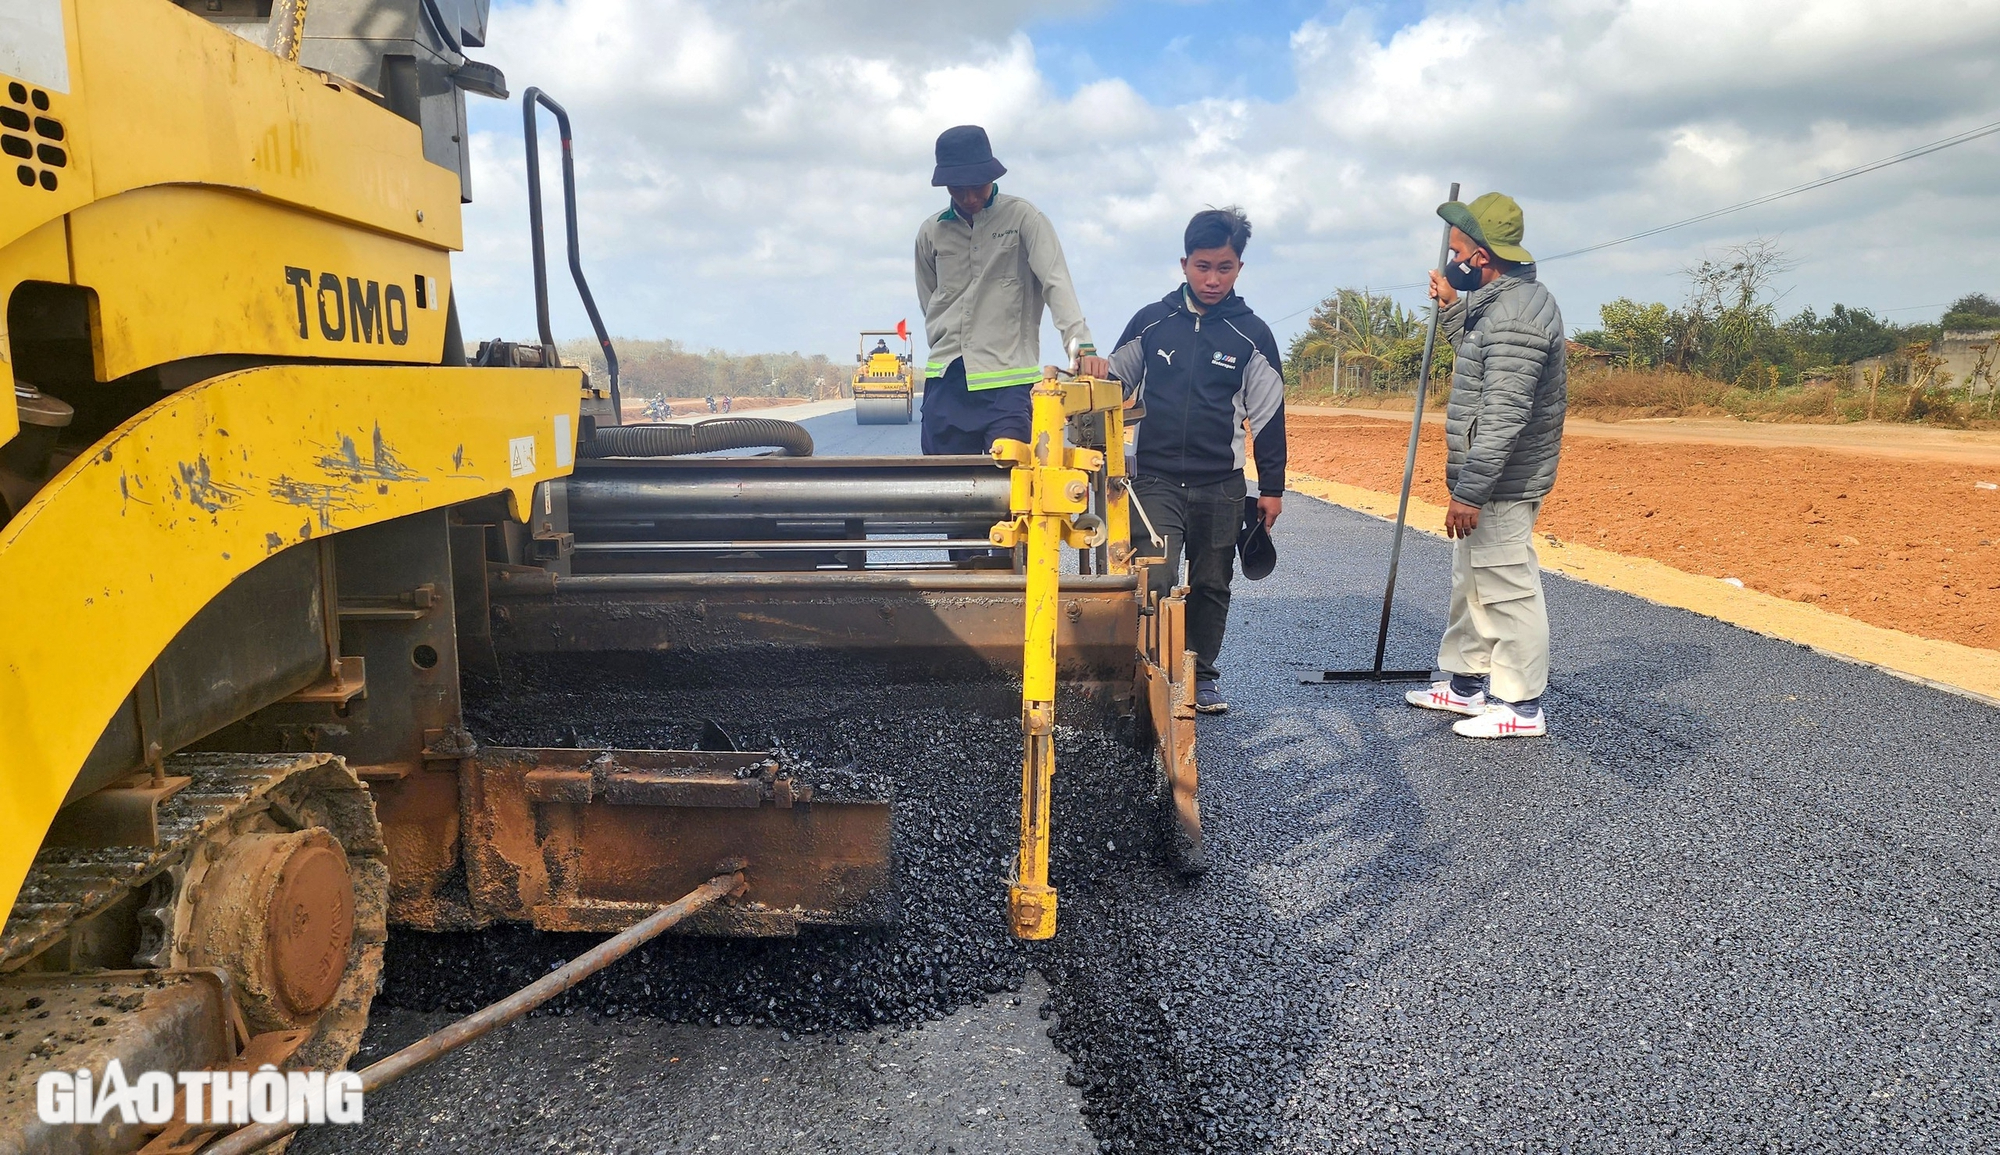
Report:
1898,383,1971,427
1286,364,1995,429
1567,369,1724,417
1772,381,1842,420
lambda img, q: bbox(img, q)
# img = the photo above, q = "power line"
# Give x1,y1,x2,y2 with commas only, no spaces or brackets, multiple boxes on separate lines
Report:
1536,117,2000,262
1275,116,2000,324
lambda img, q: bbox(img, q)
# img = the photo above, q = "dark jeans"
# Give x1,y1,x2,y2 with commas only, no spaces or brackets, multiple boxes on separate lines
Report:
921,358,1031,455
1132,472,1245,683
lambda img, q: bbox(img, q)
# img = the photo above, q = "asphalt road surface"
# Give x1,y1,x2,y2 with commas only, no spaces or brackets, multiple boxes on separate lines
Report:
307,402,1999,1153
805,398,930,456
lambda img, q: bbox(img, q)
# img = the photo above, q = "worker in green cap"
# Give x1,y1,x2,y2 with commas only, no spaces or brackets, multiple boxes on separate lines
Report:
1403,192,1567,740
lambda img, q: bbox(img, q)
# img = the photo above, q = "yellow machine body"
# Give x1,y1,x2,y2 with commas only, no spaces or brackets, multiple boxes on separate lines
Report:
0,365,576,918
0,0,579,924
0,0,463,388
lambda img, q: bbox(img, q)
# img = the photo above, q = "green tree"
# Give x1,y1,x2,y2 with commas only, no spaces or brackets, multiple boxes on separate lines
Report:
1781,304,1896,365
1942,292,2000,333
1597,297,1671,368
1676,238,1792,383
1286,288,1423,389
1381,333,1453,383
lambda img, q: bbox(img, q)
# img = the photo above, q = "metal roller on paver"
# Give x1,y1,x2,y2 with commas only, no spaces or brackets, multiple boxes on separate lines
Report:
851,326,917,424
0,2,1201,1150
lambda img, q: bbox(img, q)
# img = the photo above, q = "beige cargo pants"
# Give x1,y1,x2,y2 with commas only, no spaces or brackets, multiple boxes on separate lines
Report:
1438,498,1548,703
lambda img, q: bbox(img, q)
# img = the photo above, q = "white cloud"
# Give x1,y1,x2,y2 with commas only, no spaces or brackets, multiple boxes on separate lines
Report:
453,0,2000,360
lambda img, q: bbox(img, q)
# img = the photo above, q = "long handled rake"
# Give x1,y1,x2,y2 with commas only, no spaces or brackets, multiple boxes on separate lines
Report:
1315,181,1459,684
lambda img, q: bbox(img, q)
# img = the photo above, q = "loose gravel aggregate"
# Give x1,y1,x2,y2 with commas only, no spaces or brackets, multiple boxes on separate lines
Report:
390,656,1165,1037
363,411,2000,1152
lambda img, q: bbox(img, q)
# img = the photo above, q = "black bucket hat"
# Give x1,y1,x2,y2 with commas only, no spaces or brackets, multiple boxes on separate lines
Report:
932,125,1007,188
1238,497,1277,581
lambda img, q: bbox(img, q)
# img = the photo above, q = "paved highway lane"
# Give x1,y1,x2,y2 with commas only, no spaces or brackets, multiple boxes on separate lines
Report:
1042,492,2000,1151
797,398,924,456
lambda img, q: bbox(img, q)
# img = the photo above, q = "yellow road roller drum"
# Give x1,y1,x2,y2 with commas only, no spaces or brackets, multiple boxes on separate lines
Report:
852,325,915,425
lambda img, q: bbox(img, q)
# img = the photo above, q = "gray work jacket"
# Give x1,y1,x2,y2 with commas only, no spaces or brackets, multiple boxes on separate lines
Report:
1439,267,1567,507
914,189,1093,390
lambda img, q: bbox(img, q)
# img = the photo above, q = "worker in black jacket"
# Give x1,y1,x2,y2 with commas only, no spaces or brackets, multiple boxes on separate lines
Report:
1107,207,1287,714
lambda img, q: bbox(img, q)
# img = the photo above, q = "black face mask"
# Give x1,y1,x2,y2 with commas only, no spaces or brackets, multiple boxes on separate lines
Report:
1444,258,1484,293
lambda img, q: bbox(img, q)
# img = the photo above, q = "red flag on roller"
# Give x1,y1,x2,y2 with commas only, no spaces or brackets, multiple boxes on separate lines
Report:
895,318,909,342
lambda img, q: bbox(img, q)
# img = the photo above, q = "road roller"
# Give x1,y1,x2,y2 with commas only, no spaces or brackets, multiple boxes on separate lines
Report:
0,3,1204,1150
851,326,916,425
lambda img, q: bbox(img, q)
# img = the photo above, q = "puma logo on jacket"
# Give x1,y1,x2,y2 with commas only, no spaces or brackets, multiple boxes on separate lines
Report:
1108,287,1287,495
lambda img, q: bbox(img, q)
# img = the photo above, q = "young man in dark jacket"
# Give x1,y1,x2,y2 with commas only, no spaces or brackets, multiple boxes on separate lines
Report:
1107,207,1287,714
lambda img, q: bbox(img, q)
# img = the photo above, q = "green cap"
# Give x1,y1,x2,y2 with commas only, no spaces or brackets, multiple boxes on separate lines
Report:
1437,191,1532,264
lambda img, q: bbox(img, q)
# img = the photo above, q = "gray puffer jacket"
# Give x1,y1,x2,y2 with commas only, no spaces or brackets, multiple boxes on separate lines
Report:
1439,267,1566,507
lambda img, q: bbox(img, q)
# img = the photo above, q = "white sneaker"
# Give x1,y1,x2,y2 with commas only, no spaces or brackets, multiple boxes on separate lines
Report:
1451,701,1548,739
1405,680,1486,716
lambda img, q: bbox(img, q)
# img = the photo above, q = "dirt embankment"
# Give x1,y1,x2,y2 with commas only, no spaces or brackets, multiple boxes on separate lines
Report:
1287,414,2000,651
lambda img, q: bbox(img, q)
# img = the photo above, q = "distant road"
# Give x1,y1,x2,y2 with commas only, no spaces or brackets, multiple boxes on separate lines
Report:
795,404,924,457
651,397,935,459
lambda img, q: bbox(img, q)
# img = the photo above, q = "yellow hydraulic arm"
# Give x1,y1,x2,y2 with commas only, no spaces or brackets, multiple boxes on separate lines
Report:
989,372,1124,939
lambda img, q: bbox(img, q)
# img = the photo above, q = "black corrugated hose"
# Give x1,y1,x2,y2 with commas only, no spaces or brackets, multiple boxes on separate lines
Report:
579,417,815,459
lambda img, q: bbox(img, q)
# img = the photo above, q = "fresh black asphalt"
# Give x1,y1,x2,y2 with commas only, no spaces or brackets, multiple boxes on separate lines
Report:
308,404,2000,1153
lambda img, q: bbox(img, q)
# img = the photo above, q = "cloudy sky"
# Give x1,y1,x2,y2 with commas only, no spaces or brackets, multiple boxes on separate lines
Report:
450,0,2000,360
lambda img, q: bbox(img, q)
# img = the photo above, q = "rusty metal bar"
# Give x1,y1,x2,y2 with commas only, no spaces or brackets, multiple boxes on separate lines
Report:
201,870,745,1155
546,572,1138,592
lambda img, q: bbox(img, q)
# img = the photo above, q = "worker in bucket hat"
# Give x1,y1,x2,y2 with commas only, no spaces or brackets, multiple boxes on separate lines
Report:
1404,193,1568,739
914,126,1108,460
